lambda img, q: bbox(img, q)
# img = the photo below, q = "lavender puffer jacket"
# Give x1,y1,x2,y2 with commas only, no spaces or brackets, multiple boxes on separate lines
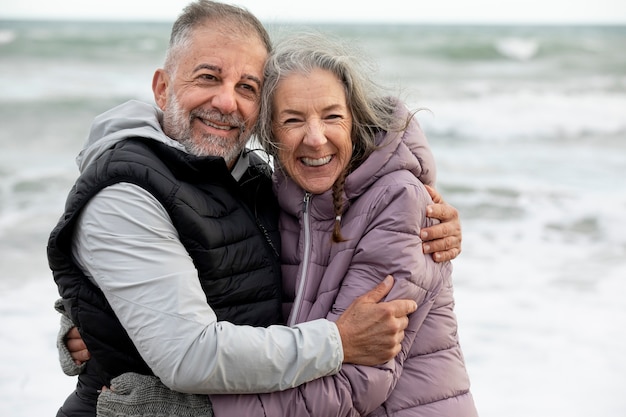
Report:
211,101,478,416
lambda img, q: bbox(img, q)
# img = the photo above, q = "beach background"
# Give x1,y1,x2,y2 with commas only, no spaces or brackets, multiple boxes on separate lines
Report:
1,3,626,416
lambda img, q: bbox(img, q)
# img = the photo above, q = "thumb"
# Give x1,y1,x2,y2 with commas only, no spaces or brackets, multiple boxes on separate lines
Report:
360,275,394,304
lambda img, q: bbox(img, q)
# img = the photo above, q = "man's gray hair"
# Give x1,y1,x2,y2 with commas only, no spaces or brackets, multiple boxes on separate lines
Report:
164,0,272,75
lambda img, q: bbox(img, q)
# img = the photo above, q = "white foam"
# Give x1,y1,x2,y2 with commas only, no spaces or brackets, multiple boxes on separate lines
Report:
418,90,626,141
495,37,539,61
0,30,16,44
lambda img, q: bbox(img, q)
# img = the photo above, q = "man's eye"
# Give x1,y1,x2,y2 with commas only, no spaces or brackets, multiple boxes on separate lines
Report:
240,83,258,94
199,74,217,81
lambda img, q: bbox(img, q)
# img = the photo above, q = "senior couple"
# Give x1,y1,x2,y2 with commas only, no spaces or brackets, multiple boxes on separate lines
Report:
49,0,477,416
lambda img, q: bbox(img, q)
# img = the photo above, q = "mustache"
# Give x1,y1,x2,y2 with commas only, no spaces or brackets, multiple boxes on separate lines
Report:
190,108,247,133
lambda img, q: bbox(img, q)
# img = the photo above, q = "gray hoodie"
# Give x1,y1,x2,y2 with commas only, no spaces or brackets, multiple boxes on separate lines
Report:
69,100,343,394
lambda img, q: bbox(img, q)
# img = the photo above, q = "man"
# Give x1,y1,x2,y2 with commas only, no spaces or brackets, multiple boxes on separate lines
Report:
49,1,462,416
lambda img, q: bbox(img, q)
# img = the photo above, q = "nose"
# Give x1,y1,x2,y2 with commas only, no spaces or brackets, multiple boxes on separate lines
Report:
303,119,327,147
211,84,238,115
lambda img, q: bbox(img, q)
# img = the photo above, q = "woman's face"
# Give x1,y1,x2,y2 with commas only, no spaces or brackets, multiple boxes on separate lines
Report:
272,68,353,194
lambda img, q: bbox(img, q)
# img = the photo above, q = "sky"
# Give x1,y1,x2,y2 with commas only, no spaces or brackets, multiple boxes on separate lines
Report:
1,0,625,24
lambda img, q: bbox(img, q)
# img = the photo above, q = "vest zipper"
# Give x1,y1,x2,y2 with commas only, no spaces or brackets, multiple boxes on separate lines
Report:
288,192,312,326
256,219,279,258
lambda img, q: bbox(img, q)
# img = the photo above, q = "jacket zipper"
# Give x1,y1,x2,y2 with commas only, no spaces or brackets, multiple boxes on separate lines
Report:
288,192,312,327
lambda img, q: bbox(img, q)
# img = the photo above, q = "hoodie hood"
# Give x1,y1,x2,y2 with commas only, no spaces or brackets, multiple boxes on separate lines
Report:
345,100,436,198
76,100,187,173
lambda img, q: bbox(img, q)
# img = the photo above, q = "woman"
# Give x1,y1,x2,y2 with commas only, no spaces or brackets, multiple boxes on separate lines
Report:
211,32,477,416
92,32,475,416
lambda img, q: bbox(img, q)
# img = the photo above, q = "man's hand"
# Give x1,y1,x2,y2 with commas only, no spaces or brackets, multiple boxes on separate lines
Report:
66,327,90,365
421,184,462,262
336,276,417,366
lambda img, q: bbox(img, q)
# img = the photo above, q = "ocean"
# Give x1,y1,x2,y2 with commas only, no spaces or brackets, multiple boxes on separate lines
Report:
1,19,625,416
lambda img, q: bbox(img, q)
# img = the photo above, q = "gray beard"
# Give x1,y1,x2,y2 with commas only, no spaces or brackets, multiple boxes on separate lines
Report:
163,94,251,165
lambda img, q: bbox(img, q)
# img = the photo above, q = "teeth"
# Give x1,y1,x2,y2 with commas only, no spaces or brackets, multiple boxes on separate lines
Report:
301,156,332,167
202,119,232,131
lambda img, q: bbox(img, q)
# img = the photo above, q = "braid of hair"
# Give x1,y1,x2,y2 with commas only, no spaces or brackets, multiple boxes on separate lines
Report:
331,168,349,243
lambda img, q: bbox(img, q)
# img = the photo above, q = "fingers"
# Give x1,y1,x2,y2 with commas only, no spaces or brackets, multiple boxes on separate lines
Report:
359,275,394,303
66,326,81,340
66,336,86,352
423,235,462,262
421,219,458,241
68,346,90,364
425,202,457,223
366,303,411,361
386,298,417,318
375,331,405,361
66,327,90,363
432,248,461,263
421,198,462,263
424,184,443,204
337,280,415,365
422,234,461,254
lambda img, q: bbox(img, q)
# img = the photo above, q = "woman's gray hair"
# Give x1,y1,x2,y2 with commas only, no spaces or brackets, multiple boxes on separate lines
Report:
164,0,272,76
257,32,402,168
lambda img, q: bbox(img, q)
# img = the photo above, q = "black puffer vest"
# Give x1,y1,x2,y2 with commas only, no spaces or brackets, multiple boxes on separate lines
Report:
48,138,282,380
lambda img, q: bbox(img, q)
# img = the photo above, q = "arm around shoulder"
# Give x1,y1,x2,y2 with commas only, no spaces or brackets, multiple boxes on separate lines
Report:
75,183,344,394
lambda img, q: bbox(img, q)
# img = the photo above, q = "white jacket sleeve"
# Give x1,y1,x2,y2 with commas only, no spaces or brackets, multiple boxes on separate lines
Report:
72,182,342,394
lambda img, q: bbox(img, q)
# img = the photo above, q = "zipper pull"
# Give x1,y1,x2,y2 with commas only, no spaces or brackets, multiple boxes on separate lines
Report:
302,192,311,213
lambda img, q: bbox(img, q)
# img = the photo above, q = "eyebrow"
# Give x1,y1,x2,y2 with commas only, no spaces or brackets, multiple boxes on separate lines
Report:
193,63,220,73
322,104,347,113
279,104,346,116
193,64,262,89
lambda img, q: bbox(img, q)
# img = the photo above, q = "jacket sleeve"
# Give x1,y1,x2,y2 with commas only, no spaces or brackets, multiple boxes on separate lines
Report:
72,182,343,394
211,176,447,416
54,298,86,376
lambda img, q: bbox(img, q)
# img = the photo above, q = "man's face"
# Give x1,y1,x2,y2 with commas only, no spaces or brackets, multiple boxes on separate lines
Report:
153,24,267,167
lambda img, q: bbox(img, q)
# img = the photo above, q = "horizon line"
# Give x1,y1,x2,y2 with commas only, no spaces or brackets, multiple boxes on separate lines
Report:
1,16,625,26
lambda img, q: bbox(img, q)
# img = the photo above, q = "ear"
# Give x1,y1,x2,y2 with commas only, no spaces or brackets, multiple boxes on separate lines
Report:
152,69,169,110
